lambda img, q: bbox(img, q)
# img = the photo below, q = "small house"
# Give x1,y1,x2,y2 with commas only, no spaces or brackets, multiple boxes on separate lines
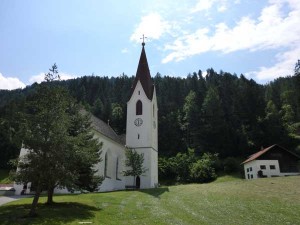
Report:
242,144,300,180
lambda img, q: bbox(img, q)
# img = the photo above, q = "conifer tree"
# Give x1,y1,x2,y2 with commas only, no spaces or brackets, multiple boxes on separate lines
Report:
12,64,102,216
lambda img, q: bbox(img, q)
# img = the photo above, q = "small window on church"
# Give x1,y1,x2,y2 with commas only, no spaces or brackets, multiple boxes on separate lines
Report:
153,105,155,118
116,157,120,180
138,90,140,95
138,134,140,139
136,100,142,115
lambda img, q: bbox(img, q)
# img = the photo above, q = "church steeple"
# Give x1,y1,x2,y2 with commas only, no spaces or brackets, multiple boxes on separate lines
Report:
130,43,154,100
126,42,158,189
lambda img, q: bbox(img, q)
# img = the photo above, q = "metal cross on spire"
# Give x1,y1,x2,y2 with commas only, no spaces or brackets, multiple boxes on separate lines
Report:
140,34,147,46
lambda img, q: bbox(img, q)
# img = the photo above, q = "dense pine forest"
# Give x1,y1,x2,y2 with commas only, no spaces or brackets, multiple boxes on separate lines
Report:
1,65,300,169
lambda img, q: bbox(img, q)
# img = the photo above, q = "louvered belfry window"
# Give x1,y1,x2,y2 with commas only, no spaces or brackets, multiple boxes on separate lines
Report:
136,100,142,115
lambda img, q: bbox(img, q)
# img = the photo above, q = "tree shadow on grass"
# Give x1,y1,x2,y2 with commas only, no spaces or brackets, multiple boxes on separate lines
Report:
138,187,169,199
0,202,100,225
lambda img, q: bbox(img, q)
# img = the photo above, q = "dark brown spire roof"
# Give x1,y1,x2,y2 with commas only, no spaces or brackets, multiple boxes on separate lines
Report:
130,45,154,100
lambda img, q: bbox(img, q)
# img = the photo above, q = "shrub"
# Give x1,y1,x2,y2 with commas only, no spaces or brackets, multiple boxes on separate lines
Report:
158,157,176,181
159,150,219,184
171,149,197,182
190,153,218,183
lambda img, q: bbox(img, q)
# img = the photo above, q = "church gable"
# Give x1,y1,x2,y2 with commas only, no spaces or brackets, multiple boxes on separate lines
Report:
80,109,125,145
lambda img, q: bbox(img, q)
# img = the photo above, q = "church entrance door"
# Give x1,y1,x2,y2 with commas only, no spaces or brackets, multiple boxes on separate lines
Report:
136,176,140,189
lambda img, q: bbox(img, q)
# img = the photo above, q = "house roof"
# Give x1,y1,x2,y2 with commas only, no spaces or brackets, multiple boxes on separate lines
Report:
130,44,154,100
241,144,300,164
80,109,125,145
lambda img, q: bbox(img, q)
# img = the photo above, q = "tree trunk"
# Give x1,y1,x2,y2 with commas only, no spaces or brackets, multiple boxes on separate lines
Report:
46,186,55,205
29,184,41,217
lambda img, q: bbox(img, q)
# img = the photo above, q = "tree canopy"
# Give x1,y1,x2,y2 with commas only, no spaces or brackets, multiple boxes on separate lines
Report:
123,148,147,187
10,65,103,216
1,63,300,168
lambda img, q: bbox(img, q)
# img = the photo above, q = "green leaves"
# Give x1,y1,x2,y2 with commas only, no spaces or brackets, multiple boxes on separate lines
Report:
123,148,147,177
13,64,103,214
158,149,219,183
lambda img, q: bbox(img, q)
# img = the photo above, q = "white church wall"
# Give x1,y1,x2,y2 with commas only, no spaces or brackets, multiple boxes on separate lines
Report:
14,148,30,195
93,130,126,192
151,87,158,151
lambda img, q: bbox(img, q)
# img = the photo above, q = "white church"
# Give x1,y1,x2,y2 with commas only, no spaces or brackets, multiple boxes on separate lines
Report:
14,42,158,195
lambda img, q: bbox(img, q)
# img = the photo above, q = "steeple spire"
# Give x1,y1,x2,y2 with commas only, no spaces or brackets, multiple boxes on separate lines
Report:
130,42,154,100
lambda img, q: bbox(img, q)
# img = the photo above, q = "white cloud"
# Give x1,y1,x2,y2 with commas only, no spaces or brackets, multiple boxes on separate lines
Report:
29,73,45,84
130,13,171,43
121,48,128,54
217,5,227,12
191,0,216,13
191,0,228,13
246,46,299,82
29,72,76,84
0,73,26,90
162,0,300,82
164,0,300,61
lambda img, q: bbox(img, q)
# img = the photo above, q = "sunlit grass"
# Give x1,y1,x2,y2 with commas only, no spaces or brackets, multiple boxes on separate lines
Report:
1,176,299,225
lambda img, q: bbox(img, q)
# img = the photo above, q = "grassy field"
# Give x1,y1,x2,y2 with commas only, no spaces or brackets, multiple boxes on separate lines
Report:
0,170,12,184
0,176,299,225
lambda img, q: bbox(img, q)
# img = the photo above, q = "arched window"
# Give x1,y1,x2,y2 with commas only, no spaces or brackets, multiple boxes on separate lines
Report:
153,104,155,118
136,100,142,115
116,157,119,180
104,152,108,178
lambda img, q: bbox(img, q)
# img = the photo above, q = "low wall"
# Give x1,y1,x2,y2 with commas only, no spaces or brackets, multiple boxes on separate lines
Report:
0,189,15,196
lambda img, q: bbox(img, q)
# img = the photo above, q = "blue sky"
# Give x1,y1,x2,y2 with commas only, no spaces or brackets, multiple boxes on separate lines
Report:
1,0,299,90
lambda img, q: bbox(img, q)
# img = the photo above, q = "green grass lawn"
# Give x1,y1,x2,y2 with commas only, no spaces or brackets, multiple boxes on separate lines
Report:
1,176,300,225
0,170,12,184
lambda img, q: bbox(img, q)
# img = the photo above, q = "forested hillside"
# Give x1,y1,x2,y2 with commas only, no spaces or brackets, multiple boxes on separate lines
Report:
1,66,300,169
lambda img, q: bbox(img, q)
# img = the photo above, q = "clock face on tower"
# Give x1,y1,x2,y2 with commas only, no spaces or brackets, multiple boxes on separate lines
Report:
134,118,143,126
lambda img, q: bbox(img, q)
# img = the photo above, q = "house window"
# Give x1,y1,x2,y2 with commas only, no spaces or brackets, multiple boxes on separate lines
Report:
247,168,249,172
247,174,250,179
249,167,252,172
260,165,266,170
270,165,276,170
136,100,142,115
250,174,253,179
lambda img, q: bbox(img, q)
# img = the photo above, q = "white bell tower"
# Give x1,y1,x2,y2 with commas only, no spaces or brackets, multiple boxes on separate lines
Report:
125,41,158,188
